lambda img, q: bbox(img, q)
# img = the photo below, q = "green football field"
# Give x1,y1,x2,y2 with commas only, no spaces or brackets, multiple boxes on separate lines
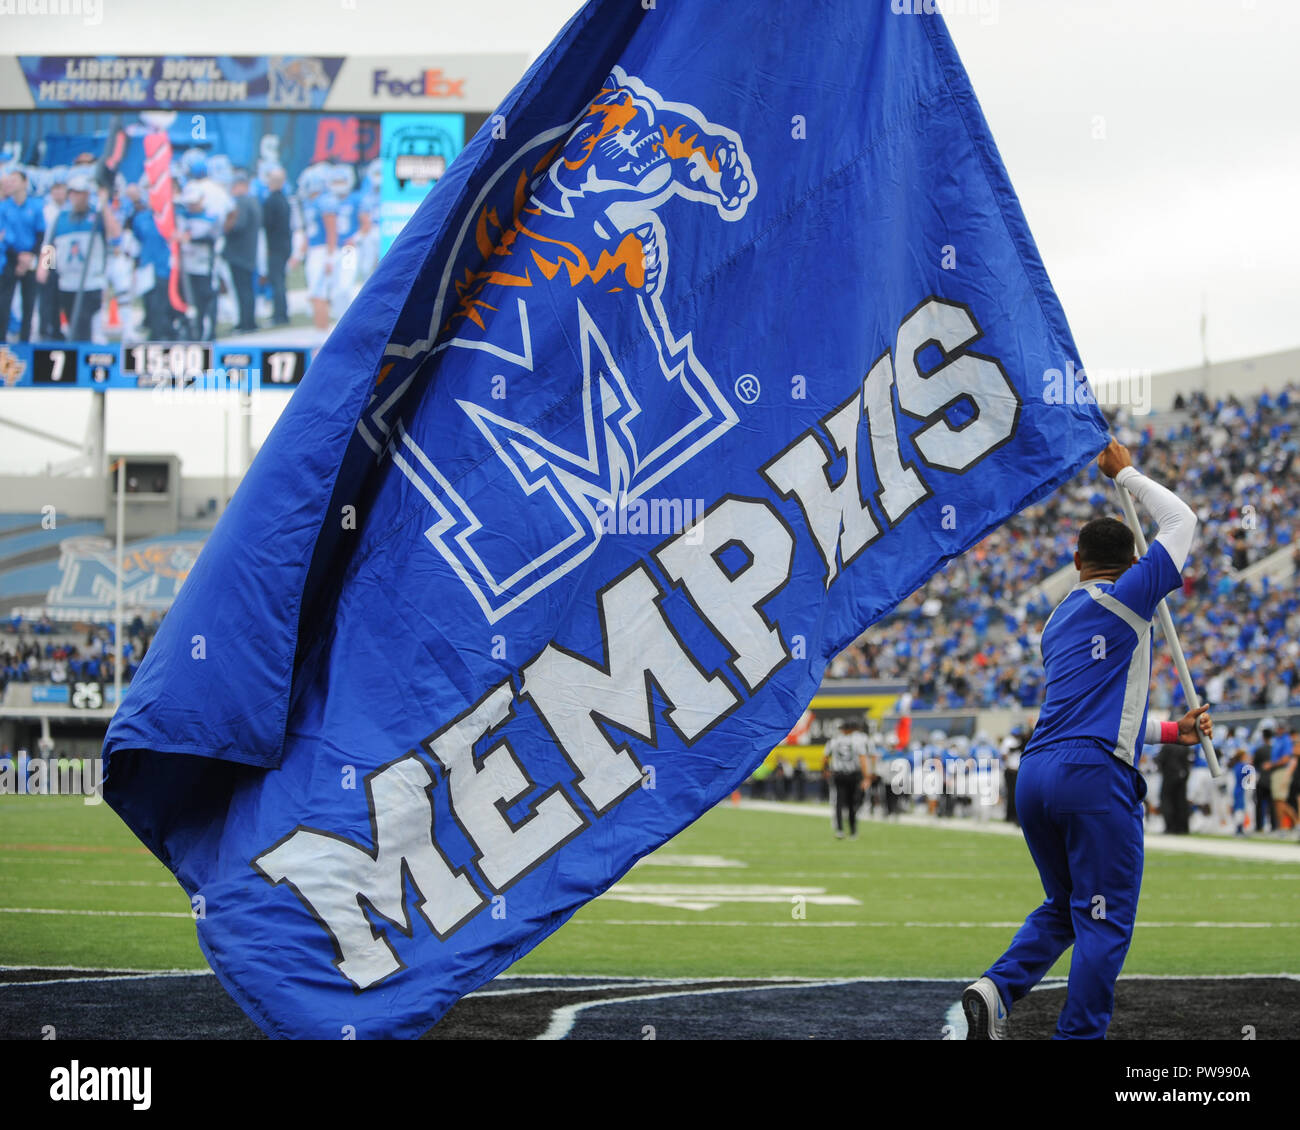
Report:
2,794,1297,980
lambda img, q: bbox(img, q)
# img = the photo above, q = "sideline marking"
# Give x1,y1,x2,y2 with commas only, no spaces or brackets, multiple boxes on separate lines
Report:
0,876,176,889
568,918,1300,929
632,854,747,869
603,882,859,911
731,802,1300,863
3,907,1292,928
538,977,857,1041
0,969,213,988
0,907,192,918
0,842,150,855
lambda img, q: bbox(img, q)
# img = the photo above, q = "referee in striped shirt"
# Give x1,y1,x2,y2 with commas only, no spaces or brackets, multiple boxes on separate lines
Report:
964,438,1213,1040
824,720,868,840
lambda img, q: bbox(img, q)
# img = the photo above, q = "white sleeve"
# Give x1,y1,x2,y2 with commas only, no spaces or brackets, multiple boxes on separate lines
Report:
1144,717,1162,746
1115,465,1198,571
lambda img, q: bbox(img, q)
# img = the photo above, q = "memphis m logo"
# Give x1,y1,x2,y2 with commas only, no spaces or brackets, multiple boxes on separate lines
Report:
358,66,757,623
45,536,200,611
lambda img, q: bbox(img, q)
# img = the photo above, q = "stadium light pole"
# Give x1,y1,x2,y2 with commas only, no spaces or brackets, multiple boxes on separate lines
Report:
113,456,125,714
1115,480,1222,777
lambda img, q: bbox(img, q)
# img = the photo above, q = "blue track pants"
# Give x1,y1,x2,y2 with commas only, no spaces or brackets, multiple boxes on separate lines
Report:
984,742,1146,1039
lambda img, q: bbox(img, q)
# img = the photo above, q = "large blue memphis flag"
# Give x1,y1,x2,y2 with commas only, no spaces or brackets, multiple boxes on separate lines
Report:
104,1,1106,1037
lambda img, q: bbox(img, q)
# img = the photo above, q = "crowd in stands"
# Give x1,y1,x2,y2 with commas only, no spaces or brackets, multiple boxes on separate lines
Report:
830,384,1300,714
0,613,162,693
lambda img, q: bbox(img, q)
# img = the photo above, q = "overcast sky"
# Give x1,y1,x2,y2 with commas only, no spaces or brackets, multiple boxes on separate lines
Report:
3,0,1297,475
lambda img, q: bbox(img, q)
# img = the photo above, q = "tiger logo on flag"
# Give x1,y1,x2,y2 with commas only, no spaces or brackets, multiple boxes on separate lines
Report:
360,66,757,623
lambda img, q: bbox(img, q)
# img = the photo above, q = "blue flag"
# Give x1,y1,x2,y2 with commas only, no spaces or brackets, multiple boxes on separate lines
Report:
104,0,1107,1038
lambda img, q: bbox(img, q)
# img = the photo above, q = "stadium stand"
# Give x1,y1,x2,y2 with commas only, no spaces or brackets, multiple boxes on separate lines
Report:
834,383,1300,715
0,612,160,692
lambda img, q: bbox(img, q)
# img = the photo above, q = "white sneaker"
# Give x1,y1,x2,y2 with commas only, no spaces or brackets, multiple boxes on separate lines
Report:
962,977,1009,1040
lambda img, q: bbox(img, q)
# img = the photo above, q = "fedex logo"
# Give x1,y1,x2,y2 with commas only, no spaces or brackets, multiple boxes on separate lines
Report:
371,68,466,99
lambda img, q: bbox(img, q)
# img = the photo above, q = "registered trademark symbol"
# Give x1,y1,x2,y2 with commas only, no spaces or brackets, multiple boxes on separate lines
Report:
734,374,761,404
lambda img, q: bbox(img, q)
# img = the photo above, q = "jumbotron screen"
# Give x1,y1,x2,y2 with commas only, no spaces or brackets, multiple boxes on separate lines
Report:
0,53,519,392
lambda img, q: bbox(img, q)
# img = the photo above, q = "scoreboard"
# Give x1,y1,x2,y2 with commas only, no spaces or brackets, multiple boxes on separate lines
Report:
0,341,312,391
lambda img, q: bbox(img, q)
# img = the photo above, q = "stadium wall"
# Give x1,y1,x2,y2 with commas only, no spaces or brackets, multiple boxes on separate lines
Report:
1145,346,1300,412
0,475,102,518
0,473,238,528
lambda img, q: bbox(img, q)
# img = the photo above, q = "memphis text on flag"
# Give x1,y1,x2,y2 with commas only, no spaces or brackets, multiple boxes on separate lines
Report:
253,294,1021,992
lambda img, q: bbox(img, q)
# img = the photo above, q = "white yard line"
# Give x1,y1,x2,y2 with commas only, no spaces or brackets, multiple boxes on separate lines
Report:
0,969,212,988
12,907,1288,928
537,977,858,1040
732,800,1300,863
0,907,191,918
568,918,1300,928
0,877,177,888
0,965,207,974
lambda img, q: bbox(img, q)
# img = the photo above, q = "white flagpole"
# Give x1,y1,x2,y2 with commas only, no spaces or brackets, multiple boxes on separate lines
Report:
114,456,125,714
1115,481,1222,777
